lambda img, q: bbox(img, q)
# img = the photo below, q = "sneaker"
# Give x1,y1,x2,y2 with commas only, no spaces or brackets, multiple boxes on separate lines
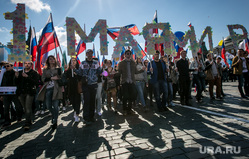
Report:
24,125,30,131
185,102,192,106
73,112,76,117
197,99,203,103
98,112,102,116
24,123,32,130
75,116,80,123
210,96,215,100
169,102,175,107
41,110,45,115
163,106,169,111
63,107,66,111
2,122,11,128
17,118,22,123
123,110,127,116
35,111,40,116
216,97,223,100
51,123,57,130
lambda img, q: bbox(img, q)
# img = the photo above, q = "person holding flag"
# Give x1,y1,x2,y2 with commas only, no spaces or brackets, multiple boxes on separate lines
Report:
37,55,63,130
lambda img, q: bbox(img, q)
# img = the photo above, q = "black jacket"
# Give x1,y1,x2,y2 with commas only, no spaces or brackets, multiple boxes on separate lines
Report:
1,69,16,87
15,69,39,96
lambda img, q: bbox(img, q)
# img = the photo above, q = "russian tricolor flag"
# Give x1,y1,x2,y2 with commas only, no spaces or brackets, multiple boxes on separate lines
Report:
120,47,126,61
30,27,37,62
107,24,140,40
152,10,158,34
101,55,105,67
137,43,146,58
38,13,59,55
221,41,229,67
97,51,100,65
75,39,86,55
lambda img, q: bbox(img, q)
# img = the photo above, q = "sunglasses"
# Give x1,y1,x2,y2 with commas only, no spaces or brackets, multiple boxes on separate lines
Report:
5,65,11,67
126,53,131,55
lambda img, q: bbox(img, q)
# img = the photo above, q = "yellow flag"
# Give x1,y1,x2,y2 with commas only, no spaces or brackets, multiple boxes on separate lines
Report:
218,40,223,46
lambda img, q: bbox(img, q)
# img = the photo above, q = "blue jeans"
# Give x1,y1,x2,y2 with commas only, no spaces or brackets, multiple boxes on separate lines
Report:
45,88,59,125
96,82,103,113
193,74,203,99
153,80,168,110
167,82,173,102
237,74,245,96
135,81,146,107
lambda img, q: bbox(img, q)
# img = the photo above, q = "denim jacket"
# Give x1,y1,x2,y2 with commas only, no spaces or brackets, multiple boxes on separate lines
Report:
75,60,102,85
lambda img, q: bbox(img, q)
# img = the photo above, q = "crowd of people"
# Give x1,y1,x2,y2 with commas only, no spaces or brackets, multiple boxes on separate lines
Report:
0,48,248,131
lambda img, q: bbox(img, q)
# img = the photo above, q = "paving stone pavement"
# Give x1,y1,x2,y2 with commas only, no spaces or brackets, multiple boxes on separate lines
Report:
0,81,249,159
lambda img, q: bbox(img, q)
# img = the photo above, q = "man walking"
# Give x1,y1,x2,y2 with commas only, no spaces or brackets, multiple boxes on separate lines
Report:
148,51,169,111
118,50,145,115
15,61,39,130
75,49,102,125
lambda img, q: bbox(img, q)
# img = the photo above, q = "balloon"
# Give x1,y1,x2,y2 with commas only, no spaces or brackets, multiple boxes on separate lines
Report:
102,70,108,76
174,31,185,41
173,31,185,51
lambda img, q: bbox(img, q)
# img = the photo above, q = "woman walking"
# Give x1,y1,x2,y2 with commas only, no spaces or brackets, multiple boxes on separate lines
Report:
65,57,81,122
37,55,63,129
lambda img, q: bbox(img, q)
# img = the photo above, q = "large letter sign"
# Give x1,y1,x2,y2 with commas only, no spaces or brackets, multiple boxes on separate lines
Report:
4,3,31,62
227,24,248,51
113,27,140,59
66,18,107,56
198,26,213,53
143,23,169,55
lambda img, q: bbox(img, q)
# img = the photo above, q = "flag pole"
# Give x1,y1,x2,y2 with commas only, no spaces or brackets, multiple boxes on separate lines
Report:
50,13,60,67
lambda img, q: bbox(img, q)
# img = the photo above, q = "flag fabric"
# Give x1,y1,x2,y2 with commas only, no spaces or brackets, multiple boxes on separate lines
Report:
111,59,118,68
152,10,158,34
30,27,38,62
188,22,192,27
62,51,67,71
239,39,249,53
107,24,140,40
198,46,202,54
120,47,126,61
159,43,164,56
97,51,100,65
137,43,146,58
75,39,86,55
145,11,159,53
131,49,136,60
221,41,229,67
56,52,61,68
38,13,59,56
92,43,96,58
245,38,249,53
76,55,81,64
41,52,48,67
101,55,105,67
36,13,60,75
26,25,31,51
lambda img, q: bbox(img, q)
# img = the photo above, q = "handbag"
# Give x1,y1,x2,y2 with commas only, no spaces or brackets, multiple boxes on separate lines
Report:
107,79,116,90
